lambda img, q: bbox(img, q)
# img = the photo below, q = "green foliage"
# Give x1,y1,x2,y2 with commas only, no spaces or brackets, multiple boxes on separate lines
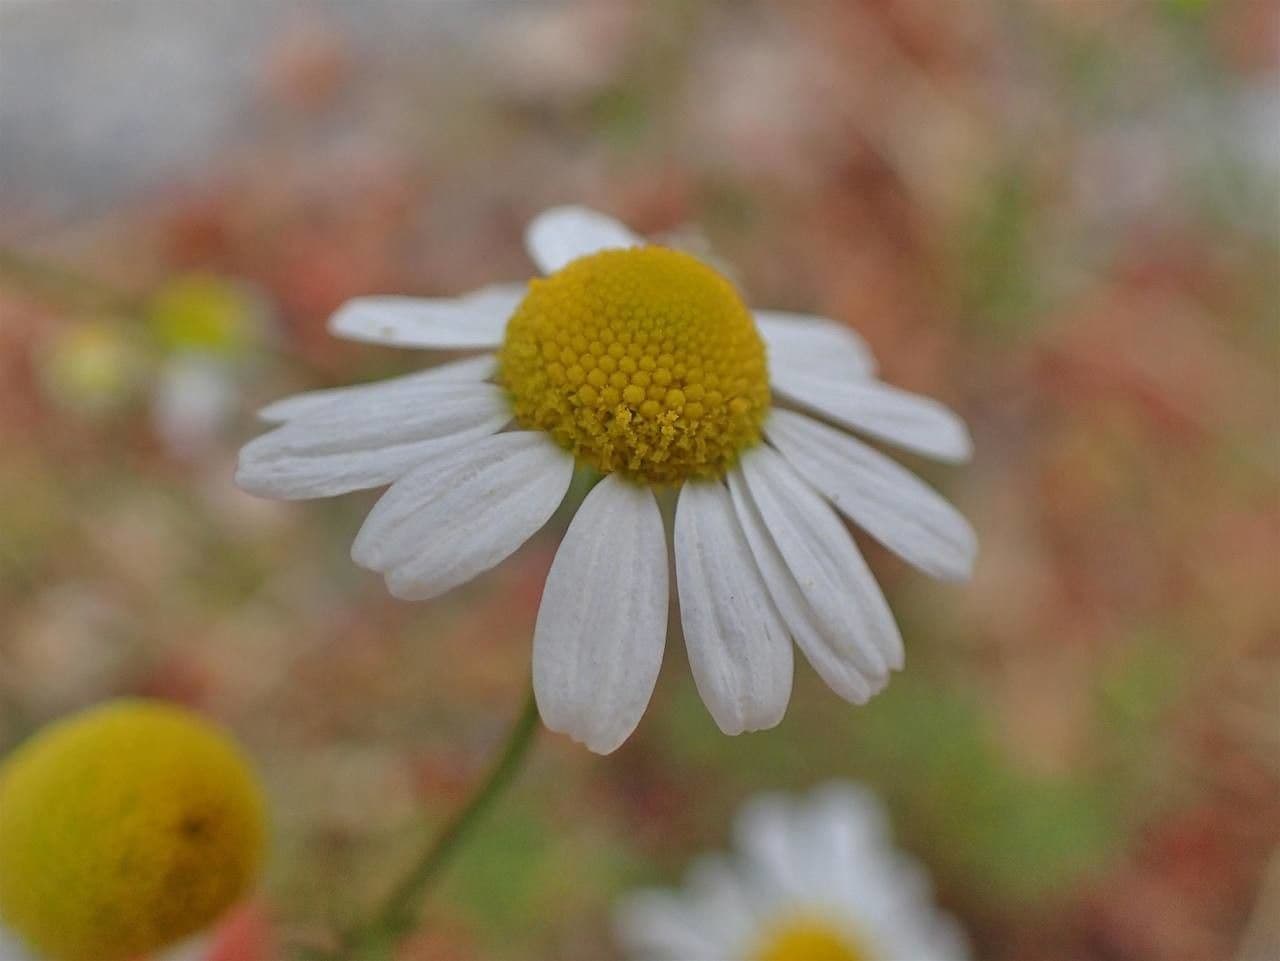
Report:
444,807,550,933
1093,632,1188,811
952,167,1043,341
850,677,1117,905
654,667,1129,907
589,87,651,150
441,801,637,958
1160,0,1213,21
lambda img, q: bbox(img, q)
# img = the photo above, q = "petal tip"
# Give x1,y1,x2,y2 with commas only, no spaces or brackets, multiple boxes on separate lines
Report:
525,205,641,274
715,707,788,738
254,399,291,424
940,418,975,463
537,711,627,755
232,451,271,499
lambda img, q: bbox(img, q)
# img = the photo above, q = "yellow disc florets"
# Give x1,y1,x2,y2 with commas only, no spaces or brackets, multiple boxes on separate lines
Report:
0,700,267,961
499,246,769,485
752,918,871,961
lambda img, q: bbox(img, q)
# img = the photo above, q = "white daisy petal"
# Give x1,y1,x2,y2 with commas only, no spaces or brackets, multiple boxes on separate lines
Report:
0,927,34,961
733,793,812,899
770,371,972,463
525,205,642,274
532,475,668,754
155,934,215,961
765,409,977,581
235,381,509,499
614,891,726,961
914,916,974,961
351,431,573,601
257,354,498,424
675,482,793,735
683,854,766,952
328,284,524,349
799,784,895,900
740,447,904,673
726,473,879,705
755,310,877,379
729,447,903,703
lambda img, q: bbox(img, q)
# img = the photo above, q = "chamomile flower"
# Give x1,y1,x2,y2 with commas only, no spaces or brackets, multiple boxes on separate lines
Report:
615,782,969,961
237,206,976,753
0,701,266,961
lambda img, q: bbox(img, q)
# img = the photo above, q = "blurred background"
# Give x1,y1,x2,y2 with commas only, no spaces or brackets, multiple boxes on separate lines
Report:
1,1,1277,958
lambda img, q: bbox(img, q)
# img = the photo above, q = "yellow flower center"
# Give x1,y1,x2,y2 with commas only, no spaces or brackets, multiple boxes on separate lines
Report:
498,246,769,485
147,273,256,356
752,917,871,961
0,700,267,961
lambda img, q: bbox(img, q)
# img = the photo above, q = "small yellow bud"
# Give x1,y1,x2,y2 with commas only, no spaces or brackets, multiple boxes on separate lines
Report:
0,700,267,961
147,274,258,357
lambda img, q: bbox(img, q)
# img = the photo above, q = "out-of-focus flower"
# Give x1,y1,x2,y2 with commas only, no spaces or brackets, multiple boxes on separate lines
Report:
37,319,144,415
485,0,634,103
144,273,269,459
146,273,262,359
151,354,239,459
0,700,267,961
615,783,969,961
237,206,975,753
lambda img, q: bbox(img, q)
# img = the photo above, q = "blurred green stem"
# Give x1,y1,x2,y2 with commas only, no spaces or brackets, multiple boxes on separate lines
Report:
0,245,139,314
341,687,541,959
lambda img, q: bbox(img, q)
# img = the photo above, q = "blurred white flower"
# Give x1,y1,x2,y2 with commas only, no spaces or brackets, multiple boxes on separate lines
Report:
237,206,975,753
151,354,238,459
616,783,969,961
143,272,270,459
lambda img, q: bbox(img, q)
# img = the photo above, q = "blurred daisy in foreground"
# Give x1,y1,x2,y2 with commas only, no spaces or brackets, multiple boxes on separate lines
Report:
616,783,969,961
237,206,976,753
0,700,266,961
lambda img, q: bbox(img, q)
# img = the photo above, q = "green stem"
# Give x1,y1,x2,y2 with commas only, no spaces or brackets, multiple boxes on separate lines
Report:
0,246,139,314
342,687,541,957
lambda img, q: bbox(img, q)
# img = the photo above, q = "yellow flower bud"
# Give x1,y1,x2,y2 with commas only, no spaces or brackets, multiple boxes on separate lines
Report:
147,274,258,357
0,700,266,961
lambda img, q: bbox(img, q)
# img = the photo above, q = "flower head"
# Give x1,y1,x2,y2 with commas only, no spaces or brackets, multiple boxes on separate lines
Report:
237,206,976,753
38,319,144,415
147,273,260,358
0,700,266,961
615,783,969,961
500,245,769,483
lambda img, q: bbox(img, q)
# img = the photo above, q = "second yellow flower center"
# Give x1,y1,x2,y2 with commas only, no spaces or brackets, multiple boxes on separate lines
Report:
752,917,871,961
498,246,769,485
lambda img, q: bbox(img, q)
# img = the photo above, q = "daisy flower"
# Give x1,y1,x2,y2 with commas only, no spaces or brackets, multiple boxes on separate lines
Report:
615,782,969,961
237,206,976,753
